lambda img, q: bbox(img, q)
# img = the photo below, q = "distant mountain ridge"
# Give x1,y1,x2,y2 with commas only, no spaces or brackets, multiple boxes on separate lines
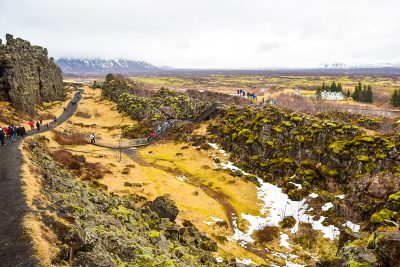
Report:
321,62,400,69
56,58,160,74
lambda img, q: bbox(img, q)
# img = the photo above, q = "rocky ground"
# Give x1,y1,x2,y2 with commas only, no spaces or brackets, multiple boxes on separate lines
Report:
24,136,226,266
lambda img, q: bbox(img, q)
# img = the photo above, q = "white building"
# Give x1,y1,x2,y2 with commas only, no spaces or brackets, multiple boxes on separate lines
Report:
320,90,344,101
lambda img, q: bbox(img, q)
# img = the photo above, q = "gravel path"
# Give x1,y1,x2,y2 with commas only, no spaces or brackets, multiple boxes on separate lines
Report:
0,91,81,266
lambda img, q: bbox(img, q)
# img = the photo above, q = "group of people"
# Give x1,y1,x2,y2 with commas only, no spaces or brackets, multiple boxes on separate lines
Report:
0,116,60,146
147,119,174,140
0,124,27,145
237,89,257,99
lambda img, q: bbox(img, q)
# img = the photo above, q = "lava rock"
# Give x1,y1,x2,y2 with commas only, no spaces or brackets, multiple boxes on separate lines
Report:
147,196,179,221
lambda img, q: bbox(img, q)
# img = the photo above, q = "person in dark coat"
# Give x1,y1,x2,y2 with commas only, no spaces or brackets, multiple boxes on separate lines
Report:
36,121,40,131
19,125,26,138
16,126,22,138
0,127,5,146
8,125,15,142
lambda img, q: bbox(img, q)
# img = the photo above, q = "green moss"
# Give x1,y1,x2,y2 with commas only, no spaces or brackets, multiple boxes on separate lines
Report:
349,262,372,267
370,208,397,224
357,155,370,162
329,140,350,154
272,126,283,133
246,134,257,144
300,159,315,167
282,121,292,127
110,206,131,219
148,230,161,239
291,116,304,122
366,233,376,249
319,165,339,177
388,191,400,201
69,204,84,213
238,128,251,138
296,135,305,143
259,162,268,168
357,136,375,143
375,153,387,160
282,158,294,165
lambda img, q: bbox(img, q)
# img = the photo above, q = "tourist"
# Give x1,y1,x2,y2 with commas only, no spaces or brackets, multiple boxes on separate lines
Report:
46,122,50,129
9,125,16,142
53,116,58,125
19,124,26,137
39,118,43,125
0,127,5,146
3,126,8,138
90,133,96,144
16,126,22,138
36,121,41,131
28,120,34,130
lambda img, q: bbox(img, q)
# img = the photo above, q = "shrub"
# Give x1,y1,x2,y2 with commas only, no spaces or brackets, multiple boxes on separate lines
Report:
52,130,86,146
253,225,280,243
51,150,81,170
293,222,316,249
75,110,91,118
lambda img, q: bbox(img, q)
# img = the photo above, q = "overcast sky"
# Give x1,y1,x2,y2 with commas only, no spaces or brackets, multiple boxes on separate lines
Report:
1,0,399,69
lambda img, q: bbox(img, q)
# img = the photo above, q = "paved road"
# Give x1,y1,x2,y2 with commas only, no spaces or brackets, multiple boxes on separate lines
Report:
0,92,81,267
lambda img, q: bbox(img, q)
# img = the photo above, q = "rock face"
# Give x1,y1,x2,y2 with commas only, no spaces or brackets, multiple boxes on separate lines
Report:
0,34,64,113
372,232,400,266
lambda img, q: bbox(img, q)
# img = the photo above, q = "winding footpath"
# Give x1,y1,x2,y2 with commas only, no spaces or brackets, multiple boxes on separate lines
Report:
0,92,81,267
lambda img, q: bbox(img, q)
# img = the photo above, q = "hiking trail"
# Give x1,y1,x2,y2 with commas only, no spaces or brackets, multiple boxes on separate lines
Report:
0,91,81,266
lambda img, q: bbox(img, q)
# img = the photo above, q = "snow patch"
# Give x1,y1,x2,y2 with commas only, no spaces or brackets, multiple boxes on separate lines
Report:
220,161,249,175
343,221,360,232
321,202,334,211
280,233,291,248
289,182,302,190
207,142,227,157
207,143,219,150
237,178,339,240
175,175,188,182
215,257,224,263
204,216,225,225
235,258,255,265
309,193,318,198
335,194,346,199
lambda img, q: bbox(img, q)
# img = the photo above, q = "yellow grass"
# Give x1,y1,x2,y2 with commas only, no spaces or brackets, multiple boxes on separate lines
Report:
20,137,61,266
137,142,261,218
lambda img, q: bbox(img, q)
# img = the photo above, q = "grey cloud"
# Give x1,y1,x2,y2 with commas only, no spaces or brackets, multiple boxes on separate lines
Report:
256,42,284,54
0,0,399,68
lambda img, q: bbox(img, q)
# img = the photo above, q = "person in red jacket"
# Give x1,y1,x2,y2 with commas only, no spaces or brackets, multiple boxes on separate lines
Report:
3,126,8,138
28,121,34,130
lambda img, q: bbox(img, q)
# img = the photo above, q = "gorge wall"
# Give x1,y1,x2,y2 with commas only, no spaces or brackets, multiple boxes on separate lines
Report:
0,34,64,114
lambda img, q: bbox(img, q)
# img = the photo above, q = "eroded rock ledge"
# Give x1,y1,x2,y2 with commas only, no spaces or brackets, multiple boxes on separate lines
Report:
0,34,64,113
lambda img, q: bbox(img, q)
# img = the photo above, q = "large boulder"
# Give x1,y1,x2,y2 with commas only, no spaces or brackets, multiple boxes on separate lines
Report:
373,231,400,267
147,196,179,221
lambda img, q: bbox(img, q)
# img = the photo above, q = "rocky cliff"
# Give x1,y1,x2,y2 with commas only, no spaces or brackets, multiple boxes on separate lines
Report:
0,34,64,114
208,105,400,266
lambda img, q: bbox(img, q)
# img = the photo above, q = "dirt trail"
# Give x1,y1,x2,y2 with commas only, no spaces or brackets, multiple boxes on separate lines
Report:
0,92,81,266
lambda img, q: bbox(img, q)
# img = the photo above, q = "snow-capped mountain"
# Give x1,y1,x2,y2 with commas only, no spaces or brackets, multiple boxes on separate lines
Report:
56,58,160,74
